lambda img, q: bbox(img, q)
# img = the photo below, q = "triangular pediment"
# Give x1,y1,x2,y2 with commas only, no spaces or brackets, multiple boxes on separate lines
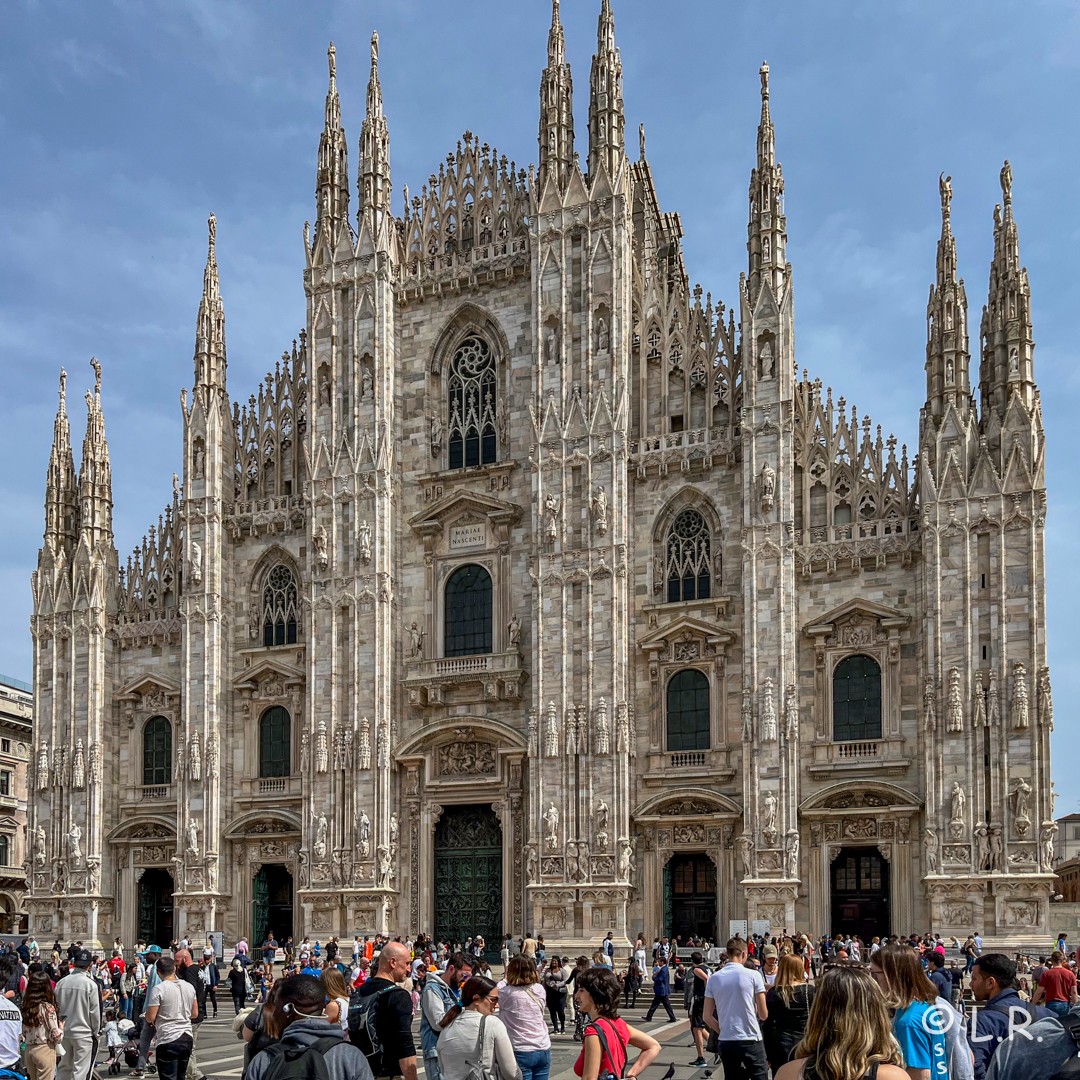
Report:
409,489,523,535
115,673,182,701
234,657,304,694
803,597,910,637
638,615,736,652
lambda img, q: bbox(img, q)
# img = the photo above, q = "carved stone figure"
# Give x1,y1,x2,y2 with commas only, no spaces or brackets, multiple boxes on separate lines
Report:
389,813,399,851
742,684,753,742
974,824,990,870
618,838,635,882
544,701,559,757
760,461,776,514
544,324,558,366
591,486,608,536
526,844,539,883
189,540,203,586
1012,662,1029,730
988,827,1004,872
193,445,205,479
313,813,328,859
315,720,328,773
759,338,775,379
544,493,560,545
760,677,777,742
34,825,46,867
189,730,201,781
988,672,1000,727
362,364,374,401
783,684,798,741
297,850,310,890
52,859,66,894
89,741,102,786
508,613,521,648
357,810,371,858
543,802,559,850
407,621,424,659
923,829,938,873
377,846,392,888
376,719,389,768
595,799,609,834
37,742,48,792
332,728,346,771
186,818,199,856
949,781,966,823
300,729,310,770
343,727,354,769
1009,777,1032,828
923,678,936,732
762,791,778,836
947,668,964,733
72,739,86,789
595,698,610,755
1042,822,1058,871
358,520,372,564
429,414,443,457
313,524,329,571
596,317,609,352
1037,667,1054,729
67,822,83,865
784,831,800,879
205,855,217,892
736,834,754,878
358,718,371,770
972,673,986,728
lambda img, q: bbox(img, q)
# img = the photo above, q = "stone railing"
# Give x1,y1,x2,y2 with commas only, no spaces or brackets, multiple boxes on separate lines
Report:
404,649,527,708
629,427,733,475
669,751,708,769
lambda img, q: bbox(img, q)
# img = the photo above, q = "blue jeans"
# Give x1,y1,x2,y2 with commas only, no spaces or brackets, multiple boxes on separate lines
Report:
515,1049,551,1080
1046,1000,1070,1017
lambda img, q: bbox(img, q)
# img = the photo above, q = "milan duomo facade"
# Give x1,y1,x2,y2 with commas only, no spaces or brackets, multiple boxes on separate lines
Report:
28,4,1055,950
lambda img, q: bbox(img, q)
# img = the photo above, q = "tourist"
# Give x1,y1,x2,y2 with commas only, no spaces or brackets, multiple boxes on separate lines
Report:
240,983,282,1070
568,956,592,1041
928,953,952,1001
602,934,615,965
773,964,907,1080
573,966,660,1080
349,941,417,1080
247,974,372,1080
761,945,780,987
54,948,101,1080
642,955,676,1023
970,953,1049,1080
22,971,63,1080
870,945,948,1080
983,1000,1080,1079
685,951,711,1067
322,968,351,1034
763,954,816,1074
702,937,769,1080
622,959,643,1009
434,975,519,1080
542,957,569,1033
1031,950,1078,1016
227,958,248,1015
144,956,197,1080
497,956,551,1080
419,951,472,1080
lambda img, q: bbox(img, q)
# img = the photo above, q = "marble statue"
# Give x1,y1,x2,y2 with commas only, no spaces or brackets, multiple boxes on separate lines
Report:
37,742,48,791
186,818,199,856
1042,822,1058,871
543,803,559,850
189,541,203,586
1009,777,1032,825
316,720,328,773
923,829,938,873
72,739,86,789
189,730,201,781
34,825,46,867
544,493,560,544
595,799,609,833
389,813,399,850
974,824,990,870
508,613,522,648
736,834,754,878
357,810,371,857
947,668,964,732
314,813,328,859
526,844,539,883
763,790,778,834
972,673,986,728
408,621,424,659
358,718,371,770
595,698,610,755
618,838,635,881
784,830,800,879
591,486,608,536
68,822,83,865
760,461,776,513
377,846,392,888
950,781,966,823
313,524,328,571
358,520,372,564
596,316,609,352
988,827,1003,872
784,684,798,741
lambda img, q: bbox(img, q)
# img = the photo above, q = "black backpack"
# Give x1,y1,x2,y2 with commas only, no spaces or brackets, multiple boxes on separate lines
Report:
257,1035,341,1080
347,985,398,1074
1051,1013,1080,1079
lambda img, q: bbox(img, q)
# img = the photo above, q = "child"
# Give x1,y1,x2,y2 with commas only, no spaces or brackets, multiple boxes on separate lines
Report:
103,1007,123,1074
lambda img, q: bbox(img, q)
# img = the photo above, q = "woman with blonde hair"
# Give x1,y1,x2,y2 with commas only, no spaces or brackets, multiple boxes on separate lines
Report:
869,945,948,1080
320,967,350,1033
774,965,907,1080
763,954,816,1073
497,956,551,1080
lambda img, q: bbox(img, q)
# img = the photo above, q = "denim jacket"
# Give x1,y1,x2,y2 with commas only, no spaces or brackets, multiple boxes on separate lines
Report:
419,974,457,1059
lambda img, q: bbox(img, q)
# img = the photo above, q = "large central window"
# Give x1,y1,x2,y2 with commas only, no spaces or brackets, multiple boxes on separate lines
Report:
666,508,712,603
447,336,497,469
666,669,710,751
833,655,882,742
142,716,172,787
444,564,493,657
259,706,291,777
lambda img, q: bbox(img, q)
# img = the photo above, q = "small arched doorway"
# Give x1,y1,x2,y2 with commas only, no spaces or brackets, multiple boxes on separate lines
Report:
138,868,174,946
664,853,718,943
830,846,890,940
252,865,294,944
434,805,502,957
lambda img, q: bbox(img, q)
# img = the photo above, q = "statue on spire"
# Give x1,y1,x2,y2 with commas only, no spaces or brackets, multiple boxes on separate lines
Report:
639,123,646,159
1000,159,1013,204
371,31,379,68
328,41,336,80
90,356,102,396
939,173,952,218
59,369,67,409
760,61,770,99
207,212,217,251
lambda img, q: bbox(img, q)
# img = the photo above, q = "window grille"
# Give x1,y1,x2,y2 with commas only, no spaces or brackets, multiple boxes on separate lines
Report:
447,336,497,469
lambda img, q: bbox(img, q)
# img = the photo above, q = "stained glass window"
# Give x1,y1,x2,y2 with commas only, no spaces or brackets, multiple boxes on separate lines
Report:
263,565,299,647
666,509,712,603
447,336,497,469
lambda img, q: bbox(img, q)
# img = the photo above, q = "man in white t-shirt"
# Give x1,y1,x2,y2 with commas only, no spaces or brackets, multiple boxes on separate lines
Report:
145,956,198,1080
703,938,768,1080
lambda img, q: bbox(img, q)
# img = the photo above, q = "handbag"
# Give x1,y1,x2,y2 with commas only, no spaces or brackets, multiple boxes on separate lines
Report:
463,1015,494,1080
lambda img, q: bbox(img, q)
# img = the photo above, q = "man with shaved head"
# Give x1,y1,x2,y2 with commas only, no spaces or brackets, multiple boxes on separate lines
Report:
349,940,417,1080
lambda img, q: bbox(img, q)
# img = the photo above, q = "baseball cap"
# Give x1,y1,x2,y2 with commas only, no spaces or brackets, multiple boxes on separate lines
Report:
144,945,162,955
763,945,778,959
73,948,93,967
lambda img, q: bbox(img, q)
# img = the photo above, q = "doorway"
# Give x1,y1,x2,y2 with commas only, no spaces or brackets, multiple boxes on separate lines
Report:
252,864,294,944
434,805,502,958
830,846,890,940
666,853,718,943
138,868,174,946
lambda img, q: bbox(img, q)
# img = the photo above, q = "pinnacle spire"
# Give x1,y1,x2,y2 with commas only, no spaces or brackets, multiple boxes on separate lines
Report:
194,213,227,391
747,61,786,302
588,0,625,179
358,31,391,227
924,173,970,421
315,41,350,235
539,0,575,189
43,368,77,553
979,159,1035,422
78,357,113,549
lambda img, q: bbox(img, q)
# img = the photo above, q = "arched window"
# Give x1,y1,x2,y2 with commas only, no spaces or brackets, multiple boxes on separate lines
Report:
447,335,497,469
259,707,291,777
444,564,493,657
666,509,712,603
833,655,882,742
143,716,172,786
0,836,10,867
666,669,710,751
262,564,299,647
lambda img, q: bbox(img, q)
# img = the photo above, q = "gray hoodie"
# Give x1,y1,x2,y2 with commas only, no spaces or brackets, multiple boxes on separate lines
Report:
247,1018,374,1080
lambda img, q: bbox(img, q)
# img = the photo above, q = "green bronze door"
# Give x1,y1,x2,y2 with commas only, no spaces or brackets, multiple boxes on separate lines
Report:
434,805,502,957
252,866,270,943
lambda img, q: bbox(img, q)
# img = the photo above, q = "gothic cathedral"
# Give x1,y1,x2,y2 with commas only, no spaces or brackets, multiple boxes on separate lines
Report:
28,3,1054,949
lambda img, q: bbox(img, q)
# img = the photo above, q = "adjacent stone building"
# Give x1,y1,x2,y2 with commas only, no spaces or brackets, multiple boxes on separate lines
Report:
28,3,1054,949
0,677,32,932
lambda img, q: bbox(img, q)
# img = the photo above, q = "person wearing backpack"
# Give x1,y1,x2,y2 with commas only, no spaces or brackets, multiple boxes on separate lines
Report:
985,1002,1080,1079
572,966,659,1080
246,974,373,1080
347,942,417,1080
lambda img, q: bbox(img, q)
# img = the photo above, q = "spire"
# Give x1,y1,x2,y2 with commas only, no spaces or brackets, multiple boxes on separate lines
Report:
587,0,625,179
538,0,575,189
980,160,1035,421
924,173,970,421
747,62,787,302
315,41,350,236
358,31,391,227
194,213,227,392
77,357,113,549
43,368,78,554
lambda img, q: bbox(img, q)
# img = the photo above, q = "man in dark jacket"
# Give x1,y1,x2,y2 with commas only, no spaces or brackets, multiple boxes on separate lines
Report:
643,957,677,1022
248,975,373,1080
971,953,1050,1080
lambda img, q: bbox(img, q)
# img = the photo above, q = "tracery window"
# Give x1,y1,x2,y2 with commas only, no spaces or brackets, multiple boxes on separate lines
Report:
447,335,497,469
666,509,712,603
262,564,299,647
444,564,493,657
666,669,710,751
142,715,172,787
259,706,291,777
833,655,882,742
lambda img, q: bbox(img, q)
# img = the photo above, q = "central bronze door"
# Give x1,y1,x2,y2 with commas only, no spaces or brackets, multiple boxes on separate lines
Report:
434,804,502,957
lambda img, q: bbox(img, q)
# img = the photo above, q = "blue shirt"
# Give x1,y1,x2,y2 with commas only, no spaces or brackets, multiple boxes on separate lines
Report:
894,1001,948,1077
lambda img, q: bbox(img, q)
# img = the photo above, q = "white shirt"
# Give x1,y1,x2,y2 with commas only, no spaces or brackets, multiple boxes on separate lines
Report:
635,947,648,972
705,963,766,1042
0,998,19,1066
146,979,195,1046
437,1010,521,1080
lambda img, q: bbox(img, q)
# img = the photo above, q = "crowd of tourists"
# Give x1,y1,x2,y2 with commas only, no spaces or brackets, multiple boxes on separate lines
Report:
0,927,1076,1080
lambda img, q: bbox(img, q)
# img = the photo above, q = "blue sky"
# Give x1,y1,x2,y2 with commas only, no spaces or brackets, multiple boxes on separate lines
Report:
1,1,1078,804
